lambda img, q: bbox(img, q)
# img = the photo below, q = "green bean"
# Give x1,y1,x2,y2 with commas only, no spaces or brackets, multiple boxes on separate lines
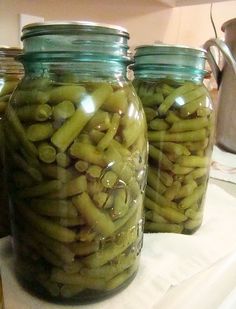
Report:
60,285,84,298
69,241,99,256
70,142,105,166
0,80,18,96
165,111,181,123
14,89,50,105
149,145,173,171
164,181,181,201
179,95,206,117
101,171,118,188
86,165,102,179
29,228,75,263
82,225,137,268
161,83,175,96
154,142,190,156
81,251,136,280
102,89,128,113
113,204,137,231
74,160,89,172
40,163,75,183
145,197,187,223
63,260,83,274
140,92,164,106
175,181,197,199
172,164,194,175
93,192,108,208
72,192,115,237
106,264,138,290
26,122,54,142
38,142,56,163
31,199,78,218
169,117,208,132
16,203,77,242
122,120,143,148
148,129,207,142
52,100,75,120
179,184,205,209
19,180,62,198
0,101,7,114
37,275,60,297
20,77,52,90
86,110,111,131
16,104,52,122
145,221,183,233
87,180,104,196
51,84,112,151
51,269,106,290
46,175,87,199
97,113,120,150
90,129,130,157
184,218,202,230
144,107,157,122
77,227,96,242
12,153,42,182
145,186,176,208
54,217,85,227
149,119,169,131
197,107,211,117
158,82,195,115
110,189,129,220
145,210,167,223
185,208,203,220
159,170,173,187
6,105,37,156
183,139,209,152
147,166,166,194
184,167,207,183
49,85,86,105
56,152,71,167
177,155,209,168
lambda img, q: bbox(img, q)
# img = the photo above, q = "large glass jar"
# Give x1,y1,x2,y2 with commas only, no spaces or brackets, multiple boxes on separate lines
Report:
4,22,147,303
0,46,23,238
132,45,214,235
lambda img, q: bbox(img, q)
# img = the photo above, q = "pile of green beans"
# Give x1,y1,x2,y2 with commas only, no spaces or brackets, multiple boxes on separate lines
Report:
0,77,20,237
5,76,147,301
134,79,214,234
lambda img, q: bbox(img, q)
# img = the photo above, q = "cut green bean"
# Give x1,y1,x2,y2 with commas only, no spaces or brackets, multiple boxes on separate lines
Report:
145,186,176,208
148,129,207,142
179,184,205,209
69,241,99,256
52,100,75,120
38,142,56,163
31,199,78,218
14,89,49,106
149,145,173,170
72,192,115,237
49,85,86,105
149,119,169,131
97,113,120,150
56,152,71,167
51,84,112,151
103,89,128,113
74,160,89,172
175,181,197,199
169,117,208,132
177,156,209,168
16,203,77,242
26,122,54,142
86,110,111,131
70,142,105,166
19,180,62,198
164,181,181,201
16,104,52,122
147,166,167,194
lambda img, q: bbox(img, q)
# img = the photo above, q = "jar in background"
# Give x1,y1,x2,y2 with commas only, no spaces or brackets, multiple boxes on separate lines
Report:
132,45,214,234
0,46,23,238
5,22,147,303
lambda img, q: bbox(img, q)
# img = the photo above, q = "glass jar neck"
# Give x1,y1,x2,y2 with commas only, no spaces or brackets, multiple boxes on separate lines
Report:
21,58,128,82
132,65,205,83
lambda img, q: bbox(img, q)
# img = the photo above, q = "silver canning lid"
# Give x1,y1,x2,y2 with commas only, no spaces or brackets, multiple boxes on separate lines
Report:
222,18,236,32
22,21,129,39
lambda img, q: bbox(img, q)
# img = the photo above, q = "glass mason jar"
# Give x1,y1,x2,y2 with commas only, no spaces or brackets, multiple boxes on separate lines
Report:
4,22,147,303
0,46,23,238
132,45,214,235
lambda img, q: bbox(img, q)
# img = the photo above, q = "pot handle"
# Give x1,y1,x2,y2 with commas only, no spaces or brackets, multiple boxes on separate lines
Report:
203,38,236,87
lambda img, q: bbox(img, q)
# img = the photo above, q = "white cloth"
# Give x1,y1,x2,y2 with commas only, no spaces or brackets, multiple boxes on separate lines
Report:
210,146,236,184
1,183,236,309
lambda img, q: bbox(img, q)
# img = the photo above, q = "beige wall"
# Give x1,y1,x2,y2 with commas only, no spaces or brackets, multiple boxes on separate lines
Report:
0,0,236,49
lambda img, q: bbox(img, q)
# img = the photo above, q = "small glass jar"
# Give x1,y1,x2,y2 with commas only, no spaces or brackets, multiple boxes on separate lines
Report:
0,46,23,238
5,22,147,303
132,45,214,234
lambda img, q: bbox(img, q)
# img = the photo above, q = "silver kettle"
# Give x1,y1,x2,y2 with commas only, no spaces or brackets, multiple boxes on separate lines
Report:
204,18,236,153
